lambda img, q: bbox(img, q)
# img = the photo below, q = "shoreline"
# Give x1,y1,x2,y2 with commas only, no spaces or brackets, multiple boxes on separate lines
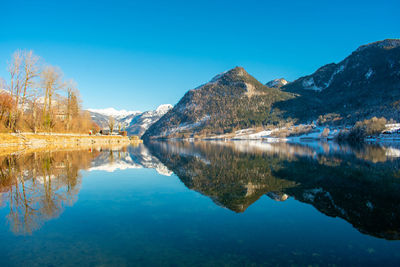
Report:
0,133,141,154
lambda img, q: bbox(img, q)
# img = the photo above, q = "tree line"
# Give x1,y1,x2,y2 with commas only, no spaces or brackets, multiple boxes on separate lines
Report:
0,50,99,133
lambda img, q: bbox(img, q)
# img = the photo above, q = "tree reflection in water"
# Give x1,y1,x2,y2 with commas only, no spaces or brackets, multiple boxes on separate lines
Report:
0,150,100,235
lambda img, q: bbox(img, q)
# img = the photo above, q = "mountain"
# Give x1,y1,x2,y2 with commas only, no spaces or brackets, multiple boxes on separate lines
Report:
87,108,141,119
266,78,289,88
279,38,400,123
144,39,400,139
126,104,173,136
143,67,293,139
88,104,172,136
88,108,141,129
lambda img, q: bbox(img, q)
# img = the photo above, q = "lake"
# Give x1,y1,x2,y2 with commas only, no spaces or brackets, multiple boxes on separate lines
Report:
0,141,400,266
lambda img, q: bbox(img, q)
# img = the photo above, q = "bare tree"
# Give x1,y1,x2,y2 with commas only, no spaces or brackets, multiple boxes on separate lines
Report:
64,80,81,131
41,66,63,130
7,51,23,129
25,86,41,133
21,51,40,115
8,51,23,100
0,77,6,91
108,116,115,134
1,50,96,134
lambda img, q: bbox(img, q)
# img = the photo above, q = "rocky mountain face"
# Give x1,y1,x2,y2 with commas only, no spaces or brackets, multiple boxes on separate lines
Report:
265,78,288,88
143,67,293,139
88,104,172,136
279,39,400,123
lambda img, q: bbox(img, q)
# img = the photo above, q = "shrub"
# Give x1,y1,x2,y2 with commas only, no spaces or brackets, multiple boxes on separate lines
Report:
348,117,387,140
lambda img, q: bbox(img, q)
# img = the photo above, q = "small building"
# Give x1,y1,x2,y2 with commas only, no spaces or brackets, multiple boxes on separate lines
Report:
100,129,110,135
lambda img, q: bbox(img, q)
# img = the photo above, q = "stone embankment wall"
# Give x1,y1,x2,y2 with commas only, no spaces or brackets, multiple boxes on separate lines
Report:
0,133,139,151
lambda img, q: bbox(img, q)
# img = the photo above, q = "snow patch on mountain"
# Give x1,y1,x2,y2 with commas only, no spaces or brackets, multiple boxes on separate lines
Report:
266,78,288,88
302,77,322,91
155,104,173,114
365,68,374,79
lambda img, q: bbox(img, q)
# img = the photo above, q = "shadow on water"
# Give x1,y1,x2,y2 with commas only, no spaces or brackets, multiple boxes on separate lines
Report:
145,140,400,240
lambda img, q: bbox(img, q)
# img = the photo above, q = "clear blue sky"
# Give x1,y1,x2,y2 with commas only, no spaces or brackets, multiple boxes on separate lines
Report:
0,0,399,111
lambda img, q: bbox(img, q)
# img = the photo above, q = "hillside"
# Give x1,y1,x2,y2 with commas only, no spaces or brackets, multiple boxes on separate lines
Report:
143,67,293,139
279,39,400,124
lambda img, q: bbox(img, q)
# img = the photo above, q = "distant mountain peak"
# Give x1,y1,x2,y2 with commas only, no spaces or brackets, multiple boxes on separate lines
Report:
266,78,289,88
87,107,141,118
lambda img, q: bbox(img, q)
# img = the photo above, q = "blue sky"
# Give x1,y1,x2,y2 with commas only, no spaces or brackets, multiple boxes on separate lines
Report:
0,0,399,111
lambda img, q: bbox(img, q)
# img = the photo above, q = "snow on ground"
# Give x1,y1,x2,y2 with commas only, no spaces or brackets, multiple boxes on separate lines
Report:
385,147,400,158
207,128,282,141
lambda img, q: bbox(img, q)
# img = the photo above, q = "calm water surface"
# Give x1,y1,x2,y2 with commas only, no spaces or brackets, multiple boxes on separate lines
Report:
1,141,400,266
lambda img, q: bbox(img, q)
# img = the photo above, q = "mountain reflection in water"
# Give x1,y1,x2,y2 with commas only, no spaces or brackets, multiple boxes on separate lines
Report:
146,141,400,240
0,141,400,241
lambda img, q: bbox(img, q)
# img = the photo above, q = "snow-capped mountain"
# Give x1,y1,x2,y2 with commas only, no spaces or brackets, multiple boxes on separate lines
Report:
87,108,141,119
266,78,289,88
126,104,173,137
88,104,172,137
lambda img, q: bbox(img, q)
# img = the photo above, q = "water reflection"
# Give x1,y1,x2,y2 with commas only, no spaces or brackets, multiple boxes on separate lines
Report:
1,141,400,241
0,150,98,234
0,145,174,235
146,141,400,240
